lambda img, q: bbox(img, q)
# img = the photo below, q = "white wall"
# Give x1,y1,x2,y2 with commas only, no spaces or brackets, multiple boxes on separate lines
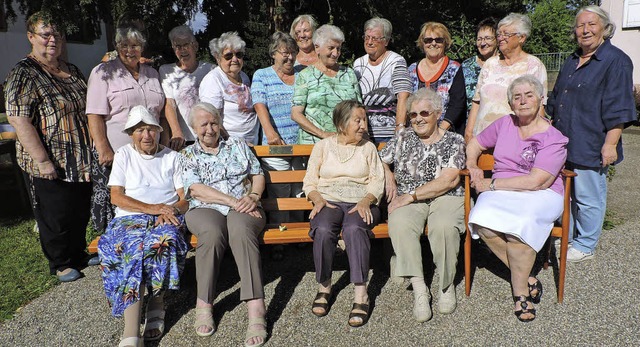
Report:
602,0,640,84
1,9,109,83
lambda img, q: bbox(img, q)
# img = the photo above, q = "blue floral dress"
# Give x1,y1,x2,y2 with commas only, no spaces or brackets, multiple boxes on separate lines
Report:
98,214,188,316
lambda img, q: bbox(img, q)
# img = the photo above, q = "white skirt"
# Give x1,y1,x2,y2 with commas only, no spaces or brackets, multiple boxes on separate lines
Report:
468,189,563,252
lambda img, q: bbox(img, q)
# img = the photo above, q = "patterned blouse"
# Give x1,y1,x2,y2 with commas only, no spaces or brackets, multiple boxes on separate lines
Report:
461,56,482,114
4,57,91,182
292,65,362,144
180,136,263,216
379,128,466,200
408,57,467,132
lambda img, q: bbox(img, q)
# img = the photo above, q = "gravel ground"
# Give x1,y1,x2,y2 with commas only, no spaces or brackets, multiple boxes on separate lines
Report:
1,129,639,347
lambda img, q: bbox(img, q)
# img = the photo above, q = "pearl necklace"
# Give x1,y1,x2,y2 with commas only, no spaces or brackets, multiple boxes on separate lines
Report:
334,137,357,163
134,143,159,160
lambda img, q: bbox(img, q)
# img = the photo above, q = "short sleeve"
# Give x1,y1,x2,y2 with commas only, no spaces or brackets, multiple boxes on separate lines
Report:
292,69,310,107
4,64,37,119
443,135,466,170
533,135,568,177
250,69,267,106
378,134,399,165
239,140,263,175
391,58,413,95
179,150,202,199
346,68,363,102
159,64,175,100
199,71,224,109
476,114,506,149
107,147,128,187
601,54,636,130
172,152,184,190
86,64,111,115
472,63,488,102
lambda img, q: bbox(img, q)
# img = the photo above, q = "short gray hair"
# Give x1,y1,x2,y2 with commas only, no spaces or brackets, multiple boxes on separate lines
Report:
209,31,246,59
498,13,531,38
507,75,544,107
188,102,222,129
572,5,615,41
364,17,392,41
168,25,196,43
313,24,345,47
332,100,365,135
290,14,318,38
268,31,298,57
406,88,443,116
115,27,147,48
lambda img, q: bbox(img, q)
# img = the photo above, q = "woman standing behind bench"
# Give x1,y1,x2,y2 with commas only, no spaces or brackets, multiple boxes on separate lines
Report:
97,106,188,346
303,100,385,327
181,102,267,347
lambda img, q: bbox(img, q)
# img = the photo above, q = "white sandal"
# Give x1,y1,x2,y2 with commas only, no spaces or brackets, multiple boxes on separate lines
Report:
118,336,143,347
245,317,267,347
194,307,216,337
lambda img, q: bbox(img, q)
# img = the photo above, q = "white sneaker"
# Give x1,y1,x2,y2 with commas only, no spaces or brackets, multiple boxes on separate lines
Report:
413,292,432,322
438,285,457,314
566,246,594,262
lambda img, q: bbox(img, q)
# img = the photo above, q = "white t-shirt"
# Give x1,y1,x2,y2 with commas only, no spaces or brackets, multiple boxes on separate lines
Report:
108,144,183,218
159,61,214,141
199,66,259,144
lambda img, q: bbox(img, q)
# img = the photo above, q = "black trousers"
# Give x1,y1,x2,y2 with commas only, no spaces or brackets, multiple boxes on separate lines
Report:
29,173,92,274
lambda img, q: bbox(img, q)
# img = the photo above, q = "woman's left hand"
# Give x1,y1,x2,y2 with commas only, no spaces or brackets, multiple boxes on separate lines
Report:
348,198,374,225
233,196,261,217
155,213,181,226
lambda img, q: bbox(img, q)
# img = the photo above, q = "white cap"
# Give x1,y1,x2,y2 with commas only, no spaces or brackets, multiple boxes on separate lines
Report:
122,105,163,133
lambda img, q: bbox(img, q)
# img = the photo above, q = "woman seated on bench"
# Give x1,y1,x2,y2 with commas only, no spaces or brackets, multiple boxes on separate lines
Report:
97,106,189,347
303,100,385,327
466,75,568,322
180,102,267,347
379,87,466,322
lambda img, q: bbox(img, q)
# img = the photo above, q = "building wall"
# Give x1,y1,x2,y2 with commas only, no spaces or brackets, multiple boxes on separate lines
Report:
601,0,640,84
0,9,108,83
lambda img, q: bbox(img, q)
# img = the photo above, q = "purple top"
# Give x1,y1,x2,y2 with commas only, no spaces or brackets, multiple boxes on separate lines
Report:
476,115,568,195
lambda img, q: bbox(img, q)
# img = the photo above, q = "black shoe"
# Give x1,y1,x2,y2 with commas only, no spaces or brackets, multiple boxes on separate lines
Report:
528,277,543,304
513,295,536,322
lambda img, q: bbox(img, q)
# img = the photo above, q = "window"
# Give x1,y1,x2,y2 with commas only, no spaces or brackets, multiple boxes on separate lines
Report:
623,0,640,29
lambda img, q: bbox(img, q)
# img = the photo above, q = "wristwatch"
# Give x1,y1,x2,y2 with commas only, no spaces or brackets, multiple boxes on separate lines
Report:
409,190,417,202
489,179,496,191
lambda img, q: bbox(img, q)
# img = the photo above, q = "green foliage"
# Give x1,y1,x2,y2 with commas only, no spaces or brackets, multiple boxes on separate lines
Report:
0,218,58,321
526,0,576,54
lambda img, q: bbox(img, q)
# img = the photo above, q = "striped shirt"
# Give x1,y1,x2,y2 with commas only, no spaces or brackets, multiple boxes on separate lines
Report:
353,51,412,143
4,57,91,182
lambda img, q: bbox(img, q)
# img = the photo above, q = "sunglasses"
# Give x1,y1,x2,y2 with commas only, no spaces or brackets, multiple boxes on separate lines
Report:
423,37,445,44
222,52,245,60
407,110,436,120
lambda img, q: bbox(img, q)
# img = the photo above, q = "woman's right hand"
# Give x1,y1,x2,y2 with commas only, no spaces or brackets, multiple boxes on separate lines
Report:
265,130,286,145
146,203,176,216
37,160,58,180
309,198,336,220
96,145,115,166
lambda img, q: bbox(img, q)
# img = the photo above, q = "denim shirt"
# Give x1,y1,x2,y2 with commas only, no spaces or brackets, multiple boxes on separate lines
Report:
546,39,636,167
180,136,263,215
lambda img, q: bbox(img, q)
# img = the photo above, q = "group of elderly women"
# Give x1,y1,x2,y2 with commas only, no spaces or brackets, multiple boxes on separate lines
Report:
4,3,634,345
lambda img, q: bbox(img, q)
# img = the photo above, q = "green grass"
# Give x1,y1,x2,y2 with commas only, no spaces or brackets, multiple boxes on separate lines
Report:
0,218,58,321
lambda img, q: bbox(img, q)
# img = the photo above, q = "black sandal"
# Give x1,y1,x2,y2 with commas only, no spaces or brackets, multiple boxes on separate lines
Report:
311,292,332,317
513,295,536,322
348,302,370,327
528,277,543,304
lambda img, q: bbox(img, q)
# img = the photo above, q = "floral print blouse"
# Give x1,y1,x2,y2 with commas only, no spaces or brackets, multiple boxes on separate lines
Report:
379,128,466,200
180,136,263,215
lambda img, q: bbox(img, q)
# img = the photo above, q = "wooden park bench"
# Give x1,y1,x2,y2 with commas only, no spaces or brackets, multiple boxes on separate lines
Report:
88,144,427,252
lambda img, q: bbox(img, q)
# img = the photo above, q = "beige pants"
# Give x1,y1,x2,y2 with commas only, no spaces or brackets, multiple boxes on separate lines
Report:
185,207,266,303
388,195,465,290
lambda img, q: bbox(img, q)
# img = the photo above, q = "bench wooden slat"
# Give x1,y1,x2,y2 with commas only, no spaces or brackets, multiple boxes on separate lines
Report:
265,170,306,184
261,198,312,211
252,144,314,157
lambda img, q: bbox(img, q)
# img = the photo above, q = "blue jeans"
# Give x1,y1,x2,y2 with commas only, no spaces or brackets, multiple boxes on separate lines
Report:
569,165,608,254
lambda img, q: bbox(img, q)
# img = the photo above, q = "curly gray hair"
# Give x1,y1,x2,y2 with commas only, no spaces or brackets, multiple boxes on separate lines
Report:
209,31,246,60
313,24,345,48
498,13,532,38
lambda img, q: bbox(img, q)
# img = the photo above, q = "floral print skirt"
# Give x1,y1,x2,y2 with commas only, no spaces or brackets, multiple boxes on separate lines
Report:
97,214,188,317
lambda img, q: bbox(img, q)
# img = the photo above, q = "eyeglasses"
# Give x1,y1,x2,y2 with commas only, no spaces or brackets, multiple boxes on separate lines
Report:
31,31,64,41
118,44,143,52
222,51,244,60
496,32,519,39
423,37,445,44
172,42,194,50
276,50,295,58
407,110,436,120
476,36,496,43
362,35,386,42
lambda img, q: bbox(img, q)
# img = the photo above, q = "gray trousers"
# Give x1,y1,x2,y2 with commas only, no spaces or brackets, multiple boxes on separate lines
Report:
388,195,465,290
185,207,266,303
309,201,381,284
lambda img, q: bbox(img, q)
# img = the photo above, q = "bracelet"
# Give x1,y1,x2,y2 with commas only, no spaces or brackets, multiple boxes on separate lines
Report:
172,205,181,215
249,192,261,196
395,123,405,127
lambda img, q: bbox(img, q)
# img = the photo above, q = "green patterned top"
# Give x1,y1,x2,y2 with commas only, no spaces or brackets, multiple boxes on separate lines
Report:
292,65,361,144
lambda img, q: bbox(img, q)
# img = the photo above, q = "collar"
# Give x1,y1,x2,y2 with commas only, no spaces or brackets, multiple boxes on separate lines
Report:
115,56,149,84
192,136,227,156
572,38,612,62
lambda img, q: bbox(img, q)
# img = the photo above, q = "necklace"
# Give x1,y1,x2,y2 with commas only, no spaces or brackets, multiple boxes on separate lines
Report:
134,143,159,160
29,54,61,73
334,137,357,163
